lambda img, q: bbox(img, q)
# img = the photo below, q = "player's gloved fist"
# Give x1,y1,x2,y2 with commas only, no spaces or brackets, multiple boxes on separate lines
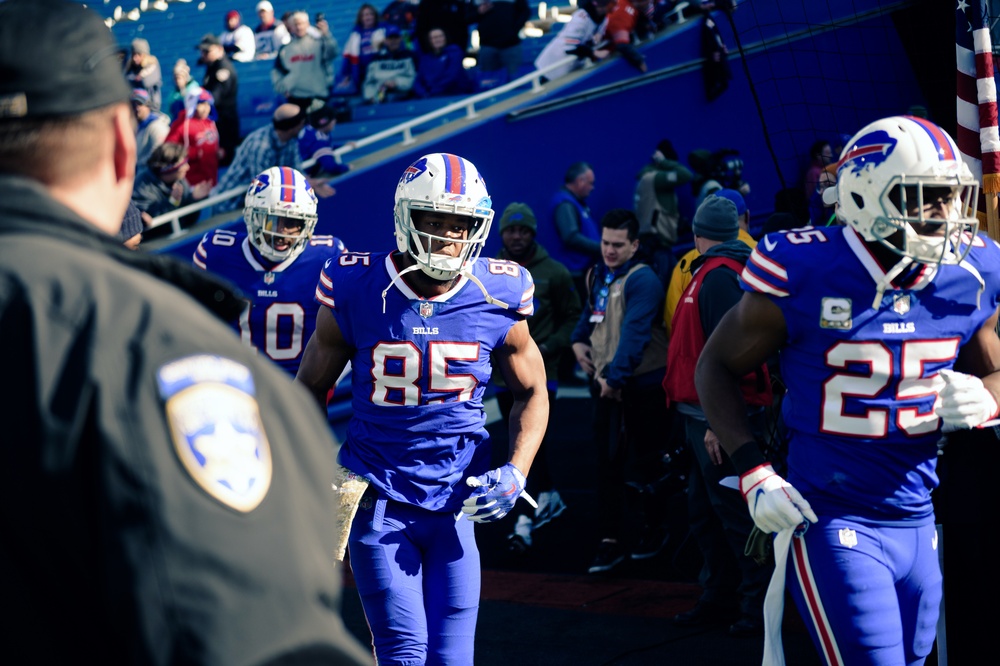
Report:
461,463,526,523
739,464,818,534
935,369,999,430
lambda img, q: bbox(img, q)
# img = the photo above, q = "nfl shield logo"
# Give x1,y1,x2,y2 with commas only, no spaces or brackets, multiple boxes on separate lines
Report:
838,527,858,548
263,272,275,285
419,302,434,318
893,294,910,316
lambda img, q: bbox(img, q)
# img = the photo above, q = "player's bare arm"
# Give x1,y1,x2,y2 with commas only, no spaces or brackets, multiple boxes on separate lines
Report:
295,306,354,409
494,319,549,477
695,290,787,459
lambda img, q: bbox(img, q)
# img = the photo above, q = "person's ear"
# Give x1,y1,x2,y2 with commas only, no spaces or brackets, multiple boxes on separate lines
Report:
111,103,137,184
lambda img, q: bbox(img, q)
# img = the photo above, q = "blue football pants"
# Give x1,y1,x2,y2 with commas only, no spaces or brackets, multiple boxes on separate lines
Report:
349,492,480,666
786,516,941,666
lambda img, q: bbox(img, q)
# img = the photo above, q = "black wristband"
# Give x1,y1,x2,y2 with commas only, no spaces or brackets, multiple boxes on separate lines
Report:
729,441,767,476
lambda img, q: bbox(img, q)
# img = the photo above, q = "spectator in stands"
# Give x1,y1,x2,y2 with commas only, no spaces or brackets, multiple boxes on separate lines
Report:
533,0,614,81
132,89,170,170
254,1,290,59
167,58,200,118
571,209,671,574
165,87,221,189
803,139,834,200
299,103,352,179
213,104,335,211
693,148,750,208
492,203,582,554
664,188,755,335
197,34,240,167
124,38,162,111
605,0,650,73
381,0,418,48
543,161,601,288
221,9,256,62
414,28,474,97
415,0,477,53
273,11,338,109
363,24,418,103
131,143,212,225
473,0,531,84
334,4,386,95
808,164,838,227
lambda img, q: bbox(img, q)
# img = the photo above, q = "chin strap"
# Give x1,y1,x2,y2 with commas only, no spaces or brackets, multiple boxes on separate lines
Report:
380,262,511,313
871,256,914,309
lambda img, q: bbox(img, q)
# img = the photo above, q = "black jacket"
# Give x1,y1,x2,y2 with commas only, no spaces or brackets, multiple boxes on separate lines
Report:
0,175,371,665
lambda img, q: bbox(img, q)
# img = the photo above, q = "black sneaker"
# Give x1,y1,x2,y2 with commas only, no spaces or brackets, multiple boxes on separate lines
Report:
673,601,740,627
588,539,625,573
729,615,764,637
631,526,669,560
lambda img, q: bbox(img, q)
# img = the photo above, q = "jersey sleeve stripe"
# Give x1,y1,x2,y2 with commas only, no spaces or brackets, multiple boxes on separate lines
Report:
748,248,788,282
192,254,207,270
319,269,333,290
741,267,790,297
315,286,335,308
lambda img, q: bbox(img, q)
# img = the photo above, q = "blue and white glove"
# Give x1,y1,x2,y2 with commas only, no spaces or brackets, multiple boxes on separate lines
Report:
461,463,526,523
739,464,818,534
936,369,999,430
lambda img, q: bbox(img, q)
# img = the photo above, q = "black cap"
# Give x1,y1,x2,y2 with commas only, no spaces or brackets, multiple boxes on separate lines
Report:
0,0,131,119
198,33,222,48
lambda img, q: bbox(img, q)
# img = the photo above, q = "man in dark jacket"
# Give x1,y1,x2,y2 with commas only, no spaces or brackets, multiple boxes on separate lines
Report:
0,3,372,664
197,33,241,165
474,0,531,82
492,203,582,551
663,195,773,636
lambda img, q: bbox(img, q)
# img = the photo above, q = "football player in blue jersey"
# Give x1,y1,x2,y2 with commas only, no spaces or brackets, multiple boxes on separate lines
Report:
696,115,1000,666
296,152,548,665
193,165,347,377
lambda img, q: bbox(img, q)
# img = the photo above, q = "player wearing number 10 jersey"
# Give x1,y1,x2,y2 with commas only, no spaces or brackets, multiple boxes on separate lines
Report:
697,116,1000,666
193,166,346,376
296,153,548,665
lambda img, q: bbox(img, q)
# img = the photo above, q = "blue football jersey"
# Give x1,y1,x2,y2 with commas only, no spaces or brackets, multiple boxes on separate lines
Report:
316,251,535,511
741,225,1000,524
193,228,346,376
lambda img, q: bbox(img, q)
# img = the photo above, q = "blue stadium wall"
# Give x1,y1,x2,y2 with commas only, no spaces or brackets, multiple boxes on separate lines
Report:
160,0,937,261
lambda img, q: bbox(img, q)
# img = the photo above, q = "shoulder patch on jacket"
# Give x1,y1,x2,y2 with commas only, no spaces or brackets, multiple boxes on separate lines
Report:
157,355,271,512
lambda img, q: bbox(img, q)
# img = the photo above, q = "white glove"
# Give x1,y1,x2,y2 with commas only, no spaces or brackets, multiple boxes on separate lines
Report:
935,369,999,429
739,464,818,534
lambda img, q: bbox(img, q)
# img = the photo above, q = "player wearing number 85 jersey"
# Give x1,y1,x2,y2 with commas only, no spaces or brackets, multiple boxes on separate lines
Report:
193,166,346,376
696,116,1000,666
296,152,548,665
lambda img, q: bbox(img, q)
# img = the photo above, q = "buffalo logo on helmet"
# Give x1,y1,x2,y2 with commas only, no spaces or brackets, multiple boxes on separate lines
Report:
249,173,270,195
400,157,428,185
838,130,897,175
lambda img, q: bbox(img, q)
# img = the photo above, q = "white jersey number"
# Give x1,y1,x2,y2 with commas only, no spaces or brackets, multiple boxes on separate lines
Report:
370,341,480,406
821,339,959,437
239,303,306,361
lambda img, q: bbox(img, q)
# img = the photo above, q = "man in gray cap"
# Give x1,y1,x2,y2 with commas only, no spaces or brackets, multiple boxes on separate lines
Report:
663,194,773,636
0,2,371,663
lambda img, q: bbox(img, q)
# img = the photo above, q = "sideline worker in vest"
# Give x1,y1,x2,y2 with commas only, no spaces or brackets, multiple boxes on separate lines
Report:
571,209,671,574
663,195,773,636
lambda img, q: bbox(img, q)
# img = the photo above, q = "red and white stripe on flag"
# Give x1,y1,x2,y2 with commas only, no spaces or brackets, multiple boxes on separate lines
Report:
957,0,1000,190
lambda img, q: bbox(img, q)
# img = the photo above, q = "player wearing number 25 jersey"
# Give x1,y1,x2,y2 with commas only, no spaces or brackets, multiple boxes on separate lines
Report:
193,166,346,377
297,153,548,666
697,116,1000,666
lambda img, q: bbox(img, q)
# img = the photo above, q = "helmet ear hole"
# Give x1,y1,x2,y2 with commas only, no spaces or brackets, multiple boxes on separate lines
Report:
852,192,865,209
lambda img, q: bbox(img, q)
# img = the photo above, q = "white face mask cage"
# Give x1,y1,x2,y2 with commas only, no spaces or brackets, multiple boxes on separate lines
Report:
870,175,979,266
394,199,495,280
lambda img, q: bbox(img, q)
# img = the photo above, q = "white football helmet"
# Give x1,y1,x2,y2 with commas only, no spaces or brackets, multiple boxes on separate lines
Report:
834,115,979,265
244,166,319,262
393,153,494,280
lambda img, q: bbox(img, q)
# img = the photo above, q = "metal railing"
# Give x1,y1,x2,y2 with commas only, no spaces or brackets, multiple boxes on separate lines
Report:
145,55,581,237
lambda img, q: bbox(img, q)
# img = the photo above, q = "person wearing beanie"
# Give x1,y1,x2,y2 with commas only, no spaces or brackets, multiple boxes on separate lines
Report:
124,36,162,111
493,202,581,553
571,209,671,573
664,194,773,637
664,187,756,334
220,8,256,62
131,87,170,169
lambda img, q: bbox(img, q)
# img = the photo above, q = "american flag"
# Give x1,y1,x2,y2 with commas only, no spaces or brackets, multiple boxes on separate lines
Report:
956,1,1000,209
